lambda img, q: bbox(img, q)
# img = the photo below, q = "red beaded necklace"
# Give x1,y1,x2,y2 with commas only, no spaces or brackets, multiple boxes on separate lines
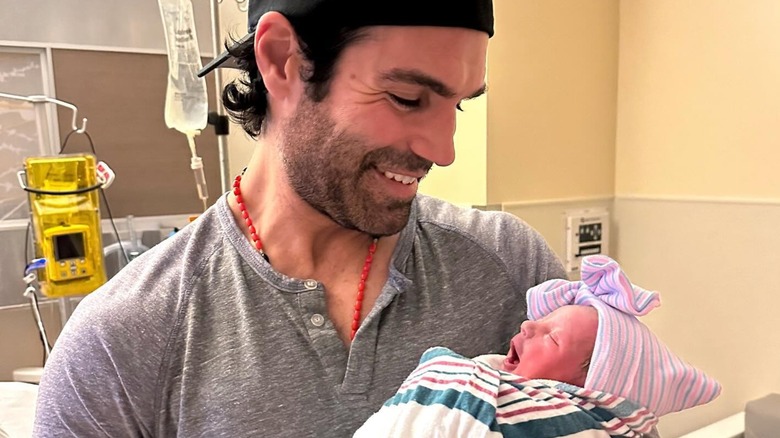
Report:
232,174,378,342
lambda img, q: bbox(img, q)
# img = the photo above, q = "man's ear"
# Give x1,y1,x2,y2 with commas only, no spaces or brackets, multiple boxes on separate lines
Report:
253,12,303,109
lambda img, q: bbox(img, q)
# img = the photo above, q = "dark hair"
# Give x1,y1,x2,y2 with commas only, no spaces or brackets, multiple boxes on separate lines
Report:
222,20,368,137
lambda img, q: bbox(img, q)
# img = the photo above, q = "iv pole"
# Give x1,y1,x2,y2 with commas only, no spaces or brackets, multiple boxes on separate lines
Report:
0,92,90,365
209,0,233,194
0,92,88,134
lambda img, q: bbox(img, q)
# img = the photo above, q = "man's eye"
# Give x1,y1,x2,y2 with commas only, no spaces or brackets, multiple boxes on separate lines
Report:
456,102,464,112
389,94,421,109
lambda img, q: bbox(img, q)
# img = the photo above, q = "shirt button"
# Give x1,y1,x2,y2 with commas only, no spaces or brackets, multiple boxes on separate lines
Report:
310,314,325,327
303,279,318,290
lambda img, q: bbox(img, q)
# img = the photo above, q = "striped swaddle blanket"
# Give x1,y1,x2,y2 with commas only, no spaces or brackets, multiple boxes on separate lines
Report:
354,347,657,437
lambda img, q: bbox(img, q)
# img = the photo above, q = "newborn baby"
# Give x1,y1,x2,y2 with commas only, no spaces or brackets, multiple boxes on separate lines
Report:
355,255,721,437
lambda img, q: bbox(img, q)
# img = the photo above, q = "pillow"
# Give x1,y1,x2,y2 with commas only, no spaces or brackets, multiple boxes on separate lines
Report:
0,382,38,438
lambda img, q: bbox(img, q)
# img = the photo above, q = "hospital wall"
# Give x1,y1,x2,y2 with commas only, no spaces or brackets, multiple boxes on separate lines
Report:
501,1,780,437
486,0,619,204
0,1,219,380
0,2,772,436
613,1,780,436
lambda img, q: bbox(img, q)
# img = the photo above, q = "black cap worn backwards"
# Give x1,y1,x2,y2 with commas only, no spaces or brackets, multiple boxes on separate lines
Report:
198,0,494,77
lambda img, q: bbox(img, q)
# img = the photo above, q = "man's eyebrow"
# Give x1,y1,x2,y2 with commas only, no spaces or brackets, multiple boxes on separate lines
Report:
379,68,486,100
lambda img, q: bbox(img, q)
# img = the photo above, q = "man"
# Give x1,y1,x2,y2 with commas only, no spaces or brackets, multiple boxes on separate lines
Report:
34,0,565,436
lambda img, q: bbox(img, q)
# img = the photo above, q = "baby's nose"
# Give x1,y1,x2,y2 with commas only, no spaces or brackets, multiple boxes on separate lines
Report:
520,320,536,336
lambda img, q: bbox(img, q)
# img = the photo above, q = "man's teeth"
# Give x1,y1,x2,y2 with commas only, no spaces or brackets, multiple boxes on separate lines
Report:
383,171,417,185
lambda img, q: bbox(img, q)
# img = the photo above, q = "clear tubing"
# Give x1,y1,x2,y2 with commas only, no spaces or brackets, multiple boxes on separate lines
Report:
187,134,209,212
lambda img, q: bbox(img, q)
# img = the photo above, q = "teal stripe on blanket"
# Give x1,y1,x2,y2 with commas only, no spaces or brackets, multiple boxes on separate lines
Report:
385,386,616,437
385,387,502,433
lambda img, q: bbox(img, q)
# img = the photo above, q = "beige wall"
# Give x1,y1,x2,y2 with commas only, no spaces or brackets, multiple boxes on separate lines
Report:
616,1,780,436
0,303,63,381
616,0,780,199
613,199,780,436
420,96,488,206
487,0,618,204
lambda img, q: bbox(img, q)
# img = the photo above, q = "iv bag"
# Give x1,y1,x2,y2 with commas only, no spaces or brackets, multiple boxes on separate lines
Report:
158,0,208,135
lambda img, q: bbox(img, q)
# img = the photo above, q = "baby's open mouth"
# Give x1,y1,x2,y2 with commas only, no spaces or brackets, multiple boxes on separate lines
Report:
502,341,520,371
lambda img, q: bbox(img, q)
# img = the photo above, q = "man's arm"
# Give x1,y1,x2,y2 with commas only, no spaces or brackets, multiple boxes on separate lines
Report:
33,272,176,437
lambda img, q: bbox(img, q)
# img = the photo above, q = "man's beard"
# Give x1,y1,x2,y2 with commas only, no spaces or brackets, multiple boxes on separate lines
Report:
279,98,432,236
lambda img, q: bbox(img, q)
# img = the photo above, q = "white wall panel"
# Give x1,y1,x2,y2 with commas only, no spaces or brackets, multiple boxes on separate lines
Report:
0,0,215,54
613,197,780,437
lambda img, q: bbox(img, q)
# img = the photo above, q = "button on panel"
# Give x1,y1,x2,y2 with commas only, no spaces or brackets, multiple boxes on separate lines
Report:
303,279,318,290
310,314,325,327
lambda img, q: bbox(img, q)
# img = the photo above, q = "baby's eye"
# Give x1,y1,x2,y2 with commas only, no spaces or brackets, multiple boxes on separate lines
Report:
546,334,559,346
389,94,421,109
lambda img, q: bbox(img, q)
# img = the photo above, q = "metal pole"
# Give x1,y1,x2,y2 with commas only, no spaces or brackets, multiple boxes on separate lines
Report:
210,0,230,194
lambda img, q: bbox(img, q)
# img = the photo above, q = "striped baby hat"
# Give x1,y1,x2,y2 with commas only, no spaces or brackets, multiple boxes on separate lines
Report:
526,255,721,417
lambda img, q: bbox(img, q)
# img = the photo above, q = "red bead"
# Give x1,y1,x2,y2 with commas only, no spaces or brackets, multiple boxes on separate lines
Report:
351,320,359,330
360,272,368,281
354,309,361,320
366,254,373,263
354,301,362,310
356,290,364,300
350,330,356,340
236,174,268,261
358,282,365,292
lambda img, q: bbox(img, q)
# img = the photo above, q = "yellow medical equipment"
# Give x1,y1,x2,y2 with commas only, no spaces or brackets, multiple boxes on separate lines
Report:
23,154,107,298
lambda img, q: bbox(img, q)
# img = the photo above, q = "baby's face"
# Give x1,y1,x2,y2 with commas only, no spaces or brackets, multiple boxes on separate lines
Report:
501,305,598,386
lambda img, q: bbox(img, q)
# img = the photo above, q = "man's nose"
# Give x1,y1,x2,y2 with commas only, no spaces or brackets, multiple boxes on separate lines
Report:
408,110,457,167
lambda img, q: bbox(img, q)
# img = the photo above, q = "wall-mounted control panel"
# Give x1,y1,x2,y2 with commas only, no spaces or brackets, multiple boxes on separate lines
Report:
564,208,610,273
